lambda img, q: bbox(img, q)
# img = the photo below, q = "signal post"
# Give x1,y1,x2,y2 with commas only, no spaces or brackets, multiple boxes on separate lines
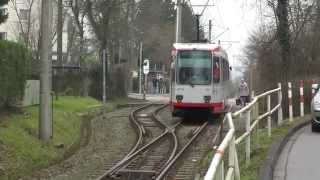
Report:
143,59,150,100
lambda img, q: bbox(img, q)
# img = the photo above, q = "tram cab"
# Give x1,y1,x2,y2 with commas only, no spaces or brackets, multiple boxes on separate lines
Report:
170,43,231,116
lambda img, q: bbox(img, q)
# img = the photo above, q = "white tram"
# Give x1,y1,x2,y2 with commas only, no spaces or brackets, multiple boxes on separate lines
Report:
170,43,232,116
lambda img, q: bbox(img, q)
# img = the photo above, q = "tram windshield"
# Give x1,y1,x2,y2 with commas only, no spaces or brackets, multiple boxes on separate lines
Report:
177,50,212,85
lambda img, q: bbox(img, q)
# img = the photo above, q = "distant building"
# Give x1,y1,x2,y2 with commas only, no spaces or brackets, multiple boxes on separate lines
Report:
0,0,72,63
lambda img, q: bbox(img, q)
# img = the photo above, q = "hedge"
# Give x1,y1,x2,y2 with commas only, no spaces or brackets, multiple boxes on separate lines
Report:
0,40,31,109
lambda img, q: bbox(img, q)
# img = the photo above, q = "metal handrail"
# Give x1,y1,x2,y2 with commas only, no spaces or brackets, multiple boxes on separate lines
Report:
205,114,235,180
205,83,283,180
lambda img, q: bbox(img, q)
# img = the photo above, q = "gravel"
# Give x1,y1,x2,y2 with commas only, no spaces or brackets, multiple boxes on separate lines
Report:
28,107,138,180
27,105,219,180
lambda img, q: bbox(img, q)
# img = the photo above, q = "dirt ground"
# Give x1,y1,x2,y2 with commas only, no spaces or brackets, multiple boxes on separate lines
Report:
28,107,138,180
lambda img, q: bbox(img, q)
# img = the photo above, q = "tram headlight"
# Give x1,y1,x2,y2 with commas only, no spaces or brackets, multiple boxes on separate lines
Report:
204,96,211,103
176,95,183,102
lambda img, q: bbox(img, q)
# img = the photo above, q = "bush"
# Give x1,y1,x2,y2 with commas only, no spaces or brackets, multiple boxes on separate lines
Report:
53,71,87,97
0,40,31,109
88,63,127,100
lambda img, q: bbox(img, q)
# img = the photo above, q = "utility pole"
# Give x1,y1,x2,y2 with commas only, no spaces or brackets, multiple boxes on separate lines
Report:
56,0,63,100
39,0,53,142
102,49,106,104
250,62,253,93
139,42,142,94
57,0,63,66
118,42,121,64
209,20,212,42
143,74,146,100
175,0,182,43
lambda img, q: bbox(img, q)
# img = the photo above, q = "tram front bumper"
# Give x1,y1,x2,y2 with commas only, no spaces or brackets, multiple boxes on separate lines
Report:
172,102,224,113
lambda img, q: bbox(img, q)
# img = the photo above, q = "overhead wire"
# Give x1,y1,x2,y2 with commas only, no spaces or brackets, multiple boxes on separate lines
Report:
199,0,211,16
215,0,226,28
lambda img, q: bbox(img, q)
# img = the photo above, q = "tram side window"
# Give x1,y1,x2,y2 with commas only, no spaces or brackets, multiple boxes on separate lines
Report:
224,59,227,81
221,58,225,82
171,64,175,82
221,58,229,82
171,57,176,82
226,61,230,80
213,57,220,83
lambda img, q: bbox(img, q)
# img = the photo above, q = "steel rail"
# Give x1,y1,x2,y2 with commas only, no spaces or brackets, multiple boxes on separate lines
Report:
113,104,180,177
113,130,169,171
155,121,209,180
127,103,155,156
96,103,155,179
151,104,180,167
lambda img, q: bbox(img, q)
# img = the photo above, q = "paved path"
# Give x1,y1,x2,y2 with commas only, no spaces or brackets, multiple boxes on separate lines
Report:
128,93,170,103
274,124,320,180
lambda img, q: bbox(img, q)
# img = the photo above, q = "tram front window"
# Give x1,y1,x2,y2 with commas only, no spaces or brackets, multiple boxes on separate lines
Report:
177,50,212,85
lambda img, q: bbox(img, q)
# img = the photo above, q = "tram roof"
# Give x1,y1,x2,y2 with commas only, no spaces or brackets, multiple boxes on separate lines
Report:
173,43,228,60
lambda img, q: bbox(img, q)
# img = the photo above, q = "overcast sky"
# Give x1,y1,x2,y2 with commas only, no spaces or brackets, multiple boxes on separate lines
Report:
188,0,266,72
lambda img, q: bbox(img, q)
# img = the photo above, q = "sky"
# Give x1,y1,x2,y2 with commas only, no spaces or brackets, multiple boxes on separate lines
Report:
188,0,266,74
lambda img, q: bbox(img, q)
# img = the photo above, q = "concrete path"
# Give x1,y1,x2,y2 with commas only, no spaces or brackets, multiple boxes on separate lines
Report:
274,124,320,180
128,93,170,103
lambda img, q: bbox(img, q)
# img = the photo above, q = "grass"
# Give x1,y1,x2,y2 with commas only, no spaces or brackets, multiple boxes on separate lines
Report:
237,117,308,180
200,117,308,180
0,96,105,179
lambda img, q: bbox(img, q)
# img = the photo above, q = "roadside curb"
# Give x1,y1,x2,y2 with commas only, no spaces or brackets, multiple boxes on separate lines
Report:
258,118,310,180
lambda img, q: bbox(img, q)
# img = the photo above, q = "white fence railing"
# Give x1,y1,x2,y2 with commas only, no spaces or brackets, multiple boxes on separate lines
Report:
205,83,283,180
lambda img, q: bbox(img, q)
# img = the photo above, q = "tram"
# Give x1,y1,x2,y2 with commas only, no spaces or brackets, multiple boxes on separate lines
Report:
170,43,232,116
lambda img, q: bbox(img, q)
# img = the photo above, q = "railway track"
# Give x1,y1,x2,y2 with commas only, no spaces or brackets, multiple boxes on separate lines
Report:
95,104,221,180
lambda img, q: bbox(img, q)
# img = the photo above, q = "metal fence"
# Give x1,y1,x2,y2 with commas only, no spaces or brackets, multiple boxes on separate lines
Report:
204,83,283,180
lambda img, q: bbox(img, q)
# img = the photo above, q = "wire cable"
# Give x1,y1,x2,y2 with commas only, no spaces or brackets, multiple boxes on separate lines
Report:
199,0,211,16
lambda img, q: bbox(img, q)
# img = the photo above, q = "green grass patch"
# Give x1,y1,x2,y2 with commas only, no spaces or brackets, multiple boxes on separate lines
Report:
0,96,105,179
238,117,308,180
199,117,308,180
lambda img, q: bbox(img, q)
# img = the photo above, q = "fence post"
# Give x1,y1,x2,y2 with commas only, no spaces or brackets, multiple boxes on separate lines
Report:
245,110,251,166
267,95,271,137
252,91,259,148
288,82,293,122
251,91,255,120
278,83,283,125
300,80,304,117
234,147,240,180
216,160,225,180
229,136,235,180
255,101,260,149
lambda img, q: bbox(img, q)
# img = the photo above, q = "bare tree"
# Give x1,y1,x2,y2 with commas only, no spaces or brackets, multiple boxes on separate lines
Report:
85,0,119,54
10,0,36,49
84,0,133,97
70,0,87,65
275,0,290,81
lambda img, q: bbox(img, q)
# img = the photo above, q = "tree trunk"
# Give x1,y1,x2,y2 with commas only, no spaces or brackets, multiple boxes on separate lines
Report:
277,0,290,83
